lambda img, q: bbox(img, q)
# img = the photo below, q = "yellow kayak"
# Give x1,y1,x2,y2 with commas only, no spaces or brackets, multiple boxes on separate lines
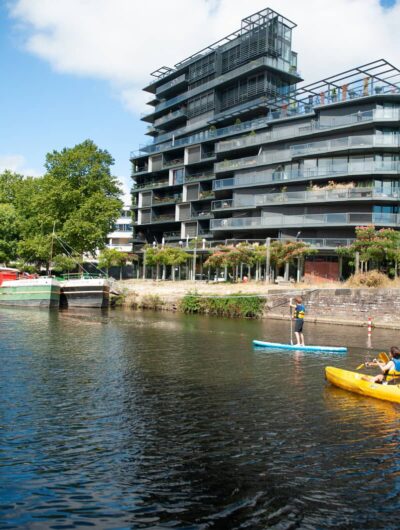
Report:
325,366,400,404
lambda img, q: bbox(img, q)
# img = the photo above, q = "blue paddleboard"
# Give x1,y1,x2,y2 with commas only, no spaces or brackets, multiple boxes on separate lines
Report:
252,340,347,353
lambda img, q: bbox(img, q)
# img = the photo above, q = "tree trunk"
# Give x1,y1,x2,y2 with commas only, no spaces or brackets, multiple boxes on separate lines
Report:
284,262,289,281
156,263,160,281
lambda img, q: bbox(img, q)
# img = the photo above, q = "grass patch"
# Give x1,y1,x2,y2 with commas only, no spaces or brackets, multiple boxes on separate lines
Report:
180,292,265,318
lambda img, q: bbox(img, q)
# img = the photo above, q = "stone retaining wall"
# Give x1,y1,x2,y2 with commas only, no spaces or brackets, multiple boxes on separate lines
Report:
264,288,400,328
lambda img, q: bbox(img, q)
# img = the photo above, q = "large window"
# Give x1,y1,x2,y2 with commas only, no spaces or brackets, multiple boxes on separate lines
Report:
188,54,215,83
187,91,214,118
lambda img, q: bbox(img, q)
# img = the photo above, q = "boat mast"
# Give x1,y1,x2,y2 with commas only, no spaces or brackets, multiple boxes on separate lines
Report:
49,221,56,276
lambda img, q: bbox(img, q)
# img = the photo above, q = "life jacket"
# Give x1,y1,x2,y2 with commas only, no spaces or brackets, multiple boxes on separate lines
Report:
388,357,400,376
295,304,305,319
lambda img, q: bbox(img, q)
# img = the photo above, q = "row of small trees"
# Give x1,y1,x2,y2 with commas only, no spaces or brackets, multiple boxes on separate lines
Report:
140,226,400,282
142,240,316,281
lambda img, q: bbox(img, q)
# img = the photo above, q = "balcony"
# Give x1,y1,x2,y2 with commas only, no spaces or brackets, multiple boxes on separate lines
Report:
213,161,400,191
163,231,182,240
216,188,400,210
216,108,400,153
211,212,400,231
152,194,182,206
191,210,213,220
156,74,187,96
300,237,355,249
291,134,399,157
153,92,188,114
132,164,149,175
152,214,178,224
212,199,234,211
163,158,184,169
184,171,214,183
134,180,170,191
154,108,187,128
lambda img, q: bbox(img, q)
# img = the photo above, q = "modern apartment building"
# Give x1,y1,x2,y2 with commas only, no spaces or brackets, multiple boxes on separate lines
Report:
106,206,133,253
131,7,400,278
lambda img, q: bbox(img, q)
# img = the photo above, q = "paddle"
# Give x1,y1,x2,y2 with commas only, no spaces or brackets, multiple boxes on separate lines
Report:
356,352,389,370
289,299,293,345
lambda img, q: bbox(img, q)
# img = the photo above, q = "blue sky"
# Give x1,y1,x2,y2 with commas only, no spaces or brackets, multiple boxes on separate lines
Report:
0,0,398,202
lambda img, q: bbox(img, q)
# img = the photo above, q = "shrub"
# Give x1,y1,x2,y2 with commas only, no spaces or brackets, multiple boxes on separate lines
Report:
345,271,390,288
140,294,164,310
180,293,265,318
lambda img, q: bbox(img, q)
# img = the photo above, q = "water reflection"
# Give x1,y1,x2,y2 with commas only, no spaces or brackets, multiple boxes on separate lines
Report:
0,308,399,529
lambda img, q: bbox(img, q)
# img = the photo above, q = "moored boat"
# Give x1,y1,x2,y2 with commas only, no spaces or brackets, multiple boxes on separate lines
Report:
325,366,400,404
253,340,347,353
59,277,110,308
0,268,60,308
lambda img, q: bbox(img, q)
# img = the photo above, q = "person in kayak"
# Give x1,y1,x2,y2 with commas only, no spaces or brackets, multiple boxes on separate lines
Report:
364,346,400,384
290,296,305,346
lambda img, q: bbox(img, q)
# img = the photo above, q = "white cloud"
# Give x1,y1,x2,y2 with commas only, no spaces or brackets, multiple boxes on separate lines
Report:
8,0,400,114
0,154,42,177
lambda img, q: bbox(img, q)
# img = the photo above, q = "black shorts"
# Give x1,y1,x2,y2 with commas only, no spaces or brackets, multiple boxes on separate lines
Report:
295,319,304,333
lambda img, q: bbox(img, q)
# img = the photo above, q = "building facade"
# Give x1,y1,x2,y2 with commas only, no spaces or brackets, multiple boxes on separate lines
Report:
106,206,133,253
131,7,400,278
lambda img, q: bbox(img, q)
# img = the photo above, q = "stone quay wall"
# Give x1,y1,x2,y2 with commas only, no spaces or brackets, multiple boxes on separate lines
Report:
264,288,399,328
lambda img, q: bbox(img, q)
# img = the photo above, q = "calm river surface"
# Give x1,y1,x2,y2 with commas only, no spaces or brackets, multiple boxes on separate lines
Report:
0,307,399,529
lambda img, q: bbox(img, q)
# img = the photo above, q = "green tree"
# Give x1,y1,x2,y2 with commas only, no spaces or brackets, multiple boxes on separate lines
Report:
98,248,130,278
17,140,123,267
163,247,190,281
0,170,23,203
0,203,20,264
51,254,82,275
144,246,163,280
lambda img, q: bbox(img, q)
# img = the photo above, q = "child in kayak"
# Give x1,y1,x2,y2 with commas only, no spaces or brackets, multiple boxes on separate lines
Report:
364,346,400,384
289,296,305,346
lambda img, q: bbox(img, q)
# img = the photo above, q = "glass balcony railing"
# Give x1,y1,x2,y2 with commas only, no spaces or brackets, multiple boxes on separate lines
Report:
153,93,188,114
163,231,182,240
216,188,400,209
213,161,400,190
152,214,178,224
215,135,399,174
184,171,214,183
163,158,184,168
156,74,187,96
216,109,400,153
133,84,400,159
152,195,182,205
211,212,400,230
212,199,234,210
134,180,169,191
291,134,399,157
154,108,187,128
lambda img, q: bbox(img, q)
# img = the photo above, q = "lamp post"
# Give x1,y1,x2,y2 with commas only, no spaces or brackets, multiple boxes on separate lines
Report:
265,237,271,283
296,231,302,283
193,240,197,281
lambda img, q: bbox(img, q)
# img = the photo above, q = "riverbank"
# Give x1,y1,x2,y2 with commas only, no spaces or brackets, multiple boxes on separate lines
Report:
116,279,400,329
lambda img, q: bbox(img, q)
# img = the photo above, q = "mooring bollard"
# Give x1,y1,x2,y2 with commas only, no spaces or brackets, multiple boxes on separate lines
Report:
367,316,372,348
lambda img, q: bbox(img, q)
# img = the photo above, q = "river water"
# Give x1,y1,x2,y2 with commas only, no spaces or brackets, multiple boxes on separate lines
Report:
0,307,399,529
